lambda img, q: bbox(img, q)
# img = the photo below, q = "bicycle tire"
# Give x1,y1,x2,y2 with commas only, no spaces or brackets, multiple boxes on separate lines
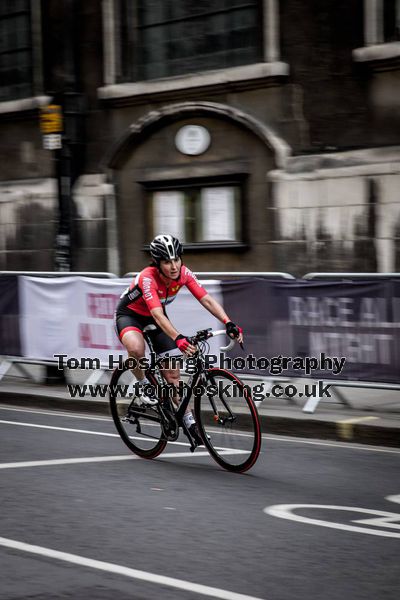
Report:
109,364,167,459
194,368,261,473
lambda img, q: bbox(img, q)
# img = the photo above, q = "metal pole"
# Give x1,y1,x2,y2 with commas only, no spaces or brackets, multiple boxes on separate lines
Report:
53,0,83,272
54,141,73,271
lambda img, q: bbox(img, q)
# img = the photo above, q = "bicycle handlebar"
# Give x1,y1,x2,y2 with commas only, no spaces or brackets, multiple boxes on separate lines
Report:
209,329,235,352
189,328,236,352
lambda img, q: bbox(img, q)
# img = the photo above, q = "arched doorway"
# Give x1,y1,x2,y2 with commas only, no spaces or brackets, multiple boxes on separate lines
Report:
105,101,290,274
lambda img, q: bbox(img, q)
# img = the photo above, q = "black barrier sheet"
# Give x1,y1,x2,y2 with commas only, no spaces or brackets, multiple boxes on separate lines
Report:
0,275,21,356
221,278,400,384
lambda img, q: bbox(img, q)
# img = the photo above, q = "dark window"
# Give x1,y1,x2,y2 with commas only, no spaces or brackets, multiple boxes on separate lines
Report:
383,0,400,42
117,0,262,83
0,0,33,102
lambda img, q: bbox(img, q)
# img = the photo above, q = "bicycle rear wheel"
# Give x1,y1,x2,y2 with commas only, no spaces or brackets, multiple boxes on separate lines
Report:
194,368,261,473
109,365,167,459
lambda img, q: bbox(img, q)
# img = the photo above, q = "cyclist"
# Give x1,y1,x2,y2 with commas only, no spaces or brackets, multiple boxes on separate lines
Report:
115,233,243,442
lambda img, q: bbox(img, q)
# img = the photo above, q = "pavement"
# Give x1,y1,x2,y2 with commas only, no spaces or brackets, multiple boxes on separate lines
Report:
0,366,400,448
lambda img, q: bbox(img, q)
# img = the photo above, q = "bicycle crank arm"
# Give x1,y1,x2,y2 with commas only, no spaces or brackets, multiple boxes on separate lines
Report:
124,409,160,424
182,423,199,453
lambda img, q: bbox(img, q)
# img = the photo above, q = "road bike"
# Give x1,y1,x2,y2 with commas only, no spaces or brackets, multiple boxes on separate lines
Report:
109,327,262,473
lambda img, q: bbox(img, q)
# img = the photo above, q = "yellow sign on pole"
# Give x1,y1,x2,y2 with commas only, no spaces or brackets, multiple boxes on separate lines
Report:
40,105,63,134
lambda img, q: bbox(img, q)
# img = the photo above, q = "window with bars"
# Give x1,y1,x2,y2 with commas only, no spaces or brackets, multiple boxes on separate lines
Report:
383,0,400,42
354,0,400,62
116,0,262,83
0,0,33,102
363,0,400,45
147,184,243,245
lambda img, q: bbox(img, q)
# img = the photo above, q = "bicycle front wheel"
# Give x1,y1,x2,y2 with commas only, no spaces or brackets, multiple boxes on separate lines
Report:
109,365,167,459
194,368,261,473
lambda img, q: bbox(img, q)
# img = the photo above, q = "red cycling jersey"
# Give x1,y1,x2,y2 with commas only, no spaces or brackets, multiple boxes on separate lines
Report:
119,265,208,317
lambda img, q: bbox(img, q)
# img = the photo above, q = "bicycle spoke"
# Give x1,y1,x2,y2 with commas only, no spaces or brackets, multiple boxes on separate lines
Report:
195,369,261,472
109,367,167,458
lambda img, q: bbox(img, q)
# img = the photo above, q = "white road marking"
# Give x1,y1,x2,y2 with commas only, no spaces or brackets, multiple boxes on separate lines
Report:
3,404,399,454
336,416,379,440
0,419,248,454
338,416,379,424
264,504,400,539
386,494,400,504
262,434,400,454
352,515,400,530
0,535,265,600
0,405,111,421
0,455,139,469
0,447,246,470
0,419,119,437
0,418,176,442
0,451,211,470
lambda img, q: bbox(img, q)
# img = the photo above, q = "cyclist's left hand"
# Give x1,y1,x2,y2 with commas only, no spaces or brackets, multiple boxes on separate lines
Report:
225,321,243,345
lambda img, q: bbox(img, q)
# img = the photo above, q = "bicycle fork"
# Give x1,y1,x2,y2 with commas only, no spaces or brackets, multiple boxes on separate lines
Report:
206,376,237,426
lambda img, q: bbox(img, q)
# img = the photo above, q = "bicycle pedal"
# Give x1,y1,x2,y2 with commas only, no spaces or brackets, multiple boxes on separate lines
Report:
184,430,199,452
190,437,202,452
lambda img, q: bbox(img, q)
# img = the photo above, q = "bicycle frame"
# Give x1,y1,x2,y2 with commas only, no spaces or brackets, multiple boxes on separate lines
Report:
123,327,236,449
144,348,205,445
110,327,262,471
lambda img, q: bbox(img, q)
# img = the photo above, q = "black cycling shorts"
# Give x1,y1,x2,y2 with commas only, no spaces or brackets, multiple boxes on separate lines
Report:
115,309,179,357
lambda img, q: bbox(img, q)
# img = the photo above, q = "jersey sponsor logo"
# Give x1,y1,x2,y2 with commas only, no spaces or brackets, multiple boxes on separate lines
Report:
142,277,153,300
127,287,142,302
120,285,141,300
120,284,143,302
159,295,177,305
185,267,200,285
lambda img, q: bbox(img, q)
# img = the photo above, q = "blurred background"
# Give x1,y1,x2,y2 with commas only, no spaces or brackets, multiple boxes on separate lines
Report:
0,0,399,277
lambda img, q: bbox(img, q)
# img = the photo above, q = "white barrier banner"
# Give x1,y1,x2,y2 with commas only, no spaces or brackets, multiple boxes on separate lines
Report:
19,276,223,365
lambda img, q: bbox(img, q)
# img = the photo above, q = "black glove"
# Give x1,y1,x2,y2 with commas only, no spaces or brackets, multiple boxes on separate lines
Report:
225,321,243,339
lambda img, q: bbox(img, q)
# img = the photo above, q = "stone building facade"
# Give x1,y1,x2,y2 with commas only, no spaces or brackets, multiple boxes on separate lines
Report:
0,0,399,275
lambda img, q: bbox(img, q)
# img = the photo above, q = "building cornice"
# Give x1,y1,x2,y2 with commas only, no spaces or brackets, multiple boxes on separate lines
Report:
353,42,400,63
98,62,289,104
0,96,51,115
268,146,400,181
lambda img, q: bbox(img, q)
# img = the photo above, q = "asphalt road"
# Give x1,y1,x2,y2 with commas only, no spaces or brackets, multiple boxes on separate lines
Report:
0,403,399,600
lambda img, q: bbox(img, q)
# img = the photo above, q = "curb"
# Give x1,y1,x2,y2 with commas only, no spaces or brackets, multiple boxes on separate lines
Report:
0,392,110,416
264,415,400,448
1,391,399,449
